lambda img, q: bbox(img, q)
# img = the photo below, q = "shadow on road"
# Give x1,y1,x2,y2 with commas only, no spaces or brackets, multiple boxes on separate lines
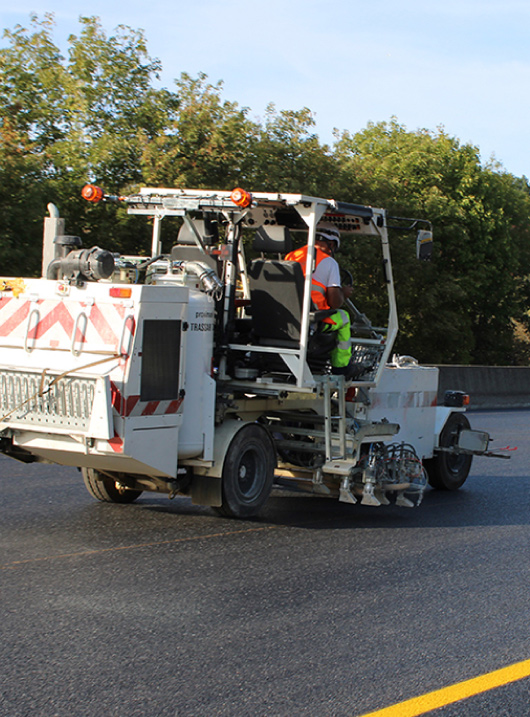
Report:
132,470,530,532
3,453,527,540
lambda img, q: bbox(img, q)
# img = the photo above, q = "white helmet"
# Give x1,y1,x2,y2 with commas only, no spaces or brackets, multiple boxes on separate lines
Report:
316,223,340,250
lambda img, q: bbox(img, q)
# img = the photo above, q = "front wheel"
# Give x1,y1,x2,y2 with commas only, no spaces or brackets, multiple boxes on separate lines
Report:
425,413,472,491
215,424,275,518
82,467,143,504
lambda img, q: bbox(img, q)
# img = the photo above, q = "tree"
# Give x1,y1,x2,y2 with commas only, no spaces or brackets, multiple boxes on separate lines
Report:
2,15,530,366
0,14,65,275
0,13,67,151
333,120,530,364
0,14,181,261
140,72,257,190
0,118,47,276
248,104,337,195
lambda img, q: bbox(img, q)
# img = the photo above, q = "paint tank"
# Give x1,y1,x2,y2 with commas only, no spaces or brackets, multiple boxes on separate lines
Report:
178,289,216,459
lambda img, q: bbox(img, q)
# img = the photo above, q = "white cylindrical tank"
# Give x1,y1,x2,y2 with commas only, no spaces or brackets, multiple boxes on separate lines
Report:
178,289,216,458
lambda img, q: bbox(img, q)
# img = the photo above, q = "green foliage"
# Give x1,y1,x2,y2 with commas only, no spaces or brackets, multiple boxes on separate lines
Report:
140,72,256,189
247,105,336,195
0,13,67,150
334,120,530,364
1,16,530,365
0,120,47,276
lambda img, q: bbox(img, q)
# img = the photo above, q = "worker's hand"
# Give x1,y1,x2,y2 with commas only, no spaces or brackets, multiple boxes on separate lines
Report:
342,284,353,300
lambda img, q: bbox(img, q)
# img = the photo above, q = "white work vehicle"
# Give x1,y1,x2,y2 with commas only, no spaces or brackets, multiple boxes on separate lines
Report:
0,186,500,516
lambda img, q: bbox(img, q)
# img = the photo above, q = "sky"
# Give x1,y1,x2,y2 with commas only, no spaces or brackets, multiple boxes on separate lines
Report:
2,0,530,178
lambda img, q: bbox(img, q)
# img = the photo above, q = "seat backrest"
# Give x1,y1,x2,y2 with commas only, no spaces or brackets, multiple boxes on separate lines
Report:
171,218,219,270
248,259,305,343
252,226,293,255
176,218,218,245
170,244,218,271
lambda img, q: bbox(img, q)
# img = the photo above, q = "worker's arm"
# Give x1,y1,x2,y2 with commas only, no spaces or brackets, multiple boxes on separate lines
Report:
326,284,353,310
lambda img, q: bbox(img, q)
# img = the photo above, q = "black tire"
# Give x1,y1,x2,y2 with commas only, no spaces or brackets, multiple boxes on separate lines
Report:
82,467,143,504
215,424,275,518
425,413,473,491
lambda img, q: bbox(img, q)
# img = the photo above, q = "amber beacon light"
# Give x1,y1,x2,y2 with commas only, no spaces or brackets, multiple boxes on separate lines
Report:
81,184,104,203
230,187,252,208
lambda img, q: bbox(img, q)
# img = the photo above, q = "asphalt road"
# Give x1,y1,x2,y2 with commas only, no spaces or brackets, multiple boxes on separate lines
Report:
1,410,529,717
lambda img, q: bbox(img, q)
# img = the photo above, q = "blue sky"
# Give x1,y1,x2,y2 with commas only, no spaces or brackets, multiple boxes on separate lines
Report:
2,0,530,178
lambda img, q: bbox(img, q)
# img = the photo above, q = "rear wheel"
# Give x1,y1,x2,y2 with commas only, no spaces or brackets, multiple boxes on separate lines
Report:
215,424,275,518
425,413,472,490
82,467,143,504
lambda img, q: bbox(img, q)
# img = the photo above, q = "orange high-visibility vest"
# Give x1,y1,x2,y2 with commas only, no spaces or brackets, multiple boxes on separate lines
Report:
285,245,330,310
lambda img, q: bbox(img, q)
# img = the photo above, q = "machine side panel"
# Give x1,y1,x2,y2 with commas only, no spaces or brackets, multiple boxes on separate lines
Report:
366,365,439,459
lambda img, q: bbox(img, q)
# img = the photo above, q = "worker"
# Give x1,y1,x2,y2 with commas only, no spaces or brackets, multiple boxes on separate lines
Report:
285,223,355,378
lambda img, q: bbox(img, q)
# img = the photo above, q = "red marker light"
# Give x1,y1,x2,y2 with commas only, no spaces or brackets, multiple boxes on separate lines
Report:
230,187,252,208
109,288,132,299
82,184,104,203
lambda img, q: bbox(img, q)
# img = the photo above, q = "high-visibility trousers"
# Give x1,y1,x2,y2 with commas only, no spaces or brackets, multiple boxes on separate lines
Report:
322,309,352,368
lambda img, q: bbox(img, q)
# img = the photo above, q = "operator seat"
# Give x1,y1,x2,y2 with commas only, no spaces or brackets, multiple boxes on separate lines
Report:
248,227,336,371
170,218,219,270
248,259,305,344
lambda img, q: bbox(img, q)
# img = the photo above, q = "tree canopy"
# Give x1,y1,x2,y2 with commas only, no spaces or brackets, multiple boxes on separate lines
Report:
2,14,530,365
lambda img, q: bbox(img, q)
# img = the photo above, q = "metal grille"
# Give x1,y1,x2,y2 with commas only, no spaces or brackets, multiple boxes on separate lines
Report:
140,320,181,401
350,343,385,380
0,369,96,431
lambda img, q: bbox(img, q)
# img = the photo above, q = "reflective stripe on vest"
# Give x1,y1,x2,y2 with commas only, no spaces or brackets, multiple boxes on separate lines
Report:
285,245,330,310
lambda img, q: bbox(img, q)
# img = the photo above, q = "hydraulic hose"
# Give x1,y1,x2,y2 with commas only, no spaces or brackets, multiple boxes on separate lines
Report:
172,260,224,301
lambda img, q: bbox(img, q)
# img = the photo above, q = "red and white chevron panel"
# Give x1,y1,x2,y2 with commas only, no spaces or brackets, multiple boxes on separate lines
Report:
0,297,132,353
107,384,184,453
110,381,183,418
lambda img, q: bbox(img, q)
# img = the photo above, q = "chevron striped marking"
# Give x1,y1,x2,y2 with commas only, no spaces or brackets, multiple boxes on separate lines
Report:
110,382,183,418
0,297,31,336
0,298,130,349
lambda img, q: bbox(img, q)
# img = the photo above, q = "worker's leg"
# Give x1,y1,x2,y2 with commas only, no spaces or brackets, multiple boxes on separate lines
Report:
323,310,352,368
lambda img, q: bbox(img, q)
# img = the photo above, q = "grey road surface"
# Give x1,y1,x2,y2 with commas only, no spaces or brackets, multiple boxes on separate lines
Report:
1,410,529,717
